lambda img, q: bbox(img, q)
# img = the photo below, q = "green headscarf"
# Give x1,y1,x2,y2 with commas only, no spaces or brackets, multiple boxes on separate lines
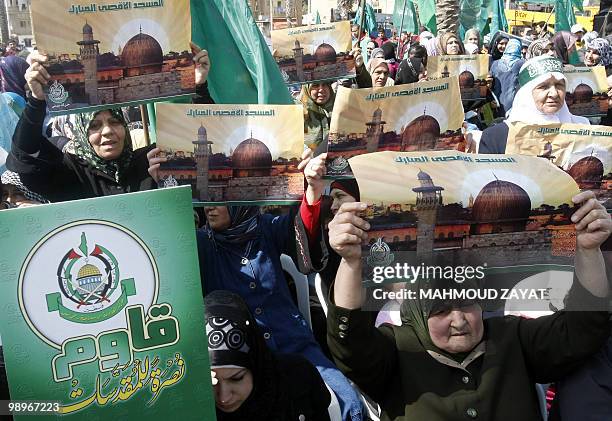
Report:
400,276,482,363
72,109,134,183
300,83,335,150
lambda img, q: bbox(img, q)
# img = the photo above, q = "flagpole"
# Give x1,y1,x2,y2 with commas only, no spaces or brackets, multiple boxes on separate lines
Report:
357,0,367,47
399,0,408,35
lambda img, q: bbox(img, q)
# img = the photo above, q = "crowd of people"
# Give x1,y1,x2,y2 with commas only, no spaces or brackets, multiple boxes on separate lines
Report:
0,16,611,421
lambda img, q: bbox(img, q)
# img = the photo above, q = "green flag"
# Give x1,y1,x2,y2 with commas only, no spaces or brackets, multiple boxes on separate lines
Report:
353,1,378,36
489,0,508,34
190,0,292,105
555,0,577,32
459,0,490,38
315,10,321,24
414,0,437,33
393,0,419,34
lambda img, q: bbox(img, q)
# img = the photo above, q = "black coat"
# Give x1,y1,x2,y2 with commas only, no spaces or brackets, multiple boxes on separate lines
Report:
478,121,509,154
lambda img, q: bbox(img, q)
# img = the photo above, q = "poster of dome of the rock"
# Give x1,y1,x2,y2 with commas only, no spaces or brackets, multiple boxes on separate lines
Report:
506,122,612,209
326,77,465,177
349,151,580,312
0,187,215,419
427,55,489,100
562,66,609,117
155,103,304,205
271,21,356,86
30,0,195,115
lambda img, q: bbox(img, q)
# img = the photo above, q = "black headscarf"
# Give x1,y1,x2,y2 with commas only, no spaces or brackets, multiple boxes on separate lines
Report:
205,290,278,421
395,57,424,85
330,179,360,201
489,34,509,60
206,206,260,247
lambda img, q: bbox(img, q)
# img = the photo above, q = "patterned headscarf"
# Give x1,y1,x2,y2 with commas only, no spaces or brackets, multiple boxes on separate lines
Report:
204,290,277,421
526,38,555,59
1,170,48,203
72,109,133,183
585,38,612,66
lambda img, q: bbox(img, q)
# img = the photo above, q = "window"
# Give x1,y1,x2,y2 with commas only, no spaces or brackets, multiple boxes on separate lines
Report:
20,21,26,28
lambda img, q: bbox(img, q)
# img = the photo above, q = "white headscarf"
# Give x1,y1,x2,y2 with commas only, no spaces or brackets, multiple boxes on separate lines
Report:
506,56,589,125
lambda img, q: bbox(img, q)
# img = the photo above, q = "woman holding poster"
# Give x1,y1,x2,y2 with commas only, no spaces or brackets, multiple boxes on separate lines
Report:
300,83,336,151
479,56,589,154
325,192,611,420
6,49,211,202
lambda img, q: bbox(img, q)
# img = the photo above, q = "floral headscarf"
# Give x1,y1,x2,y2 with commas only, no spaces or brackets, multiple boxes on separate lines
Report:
72,109,133,182
585,38,612,66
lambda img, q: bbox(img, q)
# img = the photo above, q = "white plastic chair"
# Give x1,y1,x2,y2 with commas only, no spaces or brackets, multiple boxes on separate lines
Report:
315,273,328,316
280,254,312,329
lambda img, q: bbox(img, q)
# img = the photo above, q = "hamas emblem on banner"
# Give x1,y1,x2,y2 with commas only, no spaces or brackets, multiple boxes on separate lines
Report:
367,238,394,268
46,232,136,324
19,220,159,349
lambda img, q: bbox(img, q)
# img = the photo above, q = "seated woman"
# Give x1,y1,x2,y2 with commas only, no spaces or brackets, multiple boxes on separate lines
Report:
479,56,589,154
437,32,465,55
326,193,611,420
205,290,331,420
6,48,210,201
149,154,365,420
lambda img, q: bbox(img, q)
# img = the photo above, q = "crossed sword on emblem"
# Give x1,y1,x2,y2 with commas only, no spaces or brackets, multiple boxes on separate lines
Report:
73,269,112,309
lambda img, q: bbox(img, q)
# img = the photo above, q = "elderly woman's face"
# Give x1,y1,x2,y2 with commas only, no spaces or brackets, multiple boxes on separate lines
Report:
87,110,126,160
428,304,484,353
367,41,376,55
372,65,389,87
446,36,461,55
309,83,331,105
584,48,601,66
532,76,566,114
213,367,254,413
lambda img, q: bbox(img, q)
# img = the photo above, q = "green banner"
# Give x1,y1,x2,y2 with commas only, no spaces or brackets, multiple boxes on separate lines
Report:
0,187,215,420
393,0,419,34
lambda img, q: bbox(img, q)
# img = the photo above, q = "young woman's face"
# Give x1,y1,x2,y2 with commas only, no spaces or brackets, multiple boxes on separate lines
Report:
427,304,484,353
466,34,479,45
330,188,357,215
87,110,126,160
371,65,389,87
497,38,508,53
532,76,566,114
309,83,331,105
446,37,461,55
213,367,254,413
584,48,601,66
